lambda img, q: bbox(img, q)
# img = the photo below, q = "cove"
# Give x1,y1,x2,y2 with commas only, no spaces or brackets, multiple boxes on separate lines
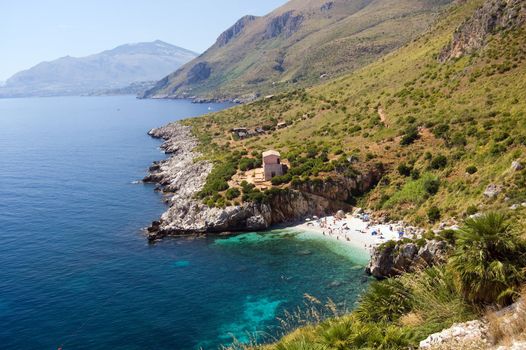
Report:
0,96,371,350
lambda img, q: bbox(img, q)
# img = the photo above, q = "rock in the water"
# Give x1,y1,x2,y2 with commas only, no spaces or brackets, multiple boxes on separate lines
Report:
483,183,502,198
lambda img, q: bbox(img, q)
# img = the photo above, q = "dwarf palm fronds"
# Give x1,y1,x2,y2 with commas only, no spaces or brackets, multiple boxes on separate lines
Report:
449,212,526,305
354,277,412,323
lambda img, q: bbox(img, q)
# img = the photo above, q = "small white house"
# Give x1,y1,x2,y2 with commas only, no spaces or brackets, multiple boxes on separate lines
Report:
263,150,283,181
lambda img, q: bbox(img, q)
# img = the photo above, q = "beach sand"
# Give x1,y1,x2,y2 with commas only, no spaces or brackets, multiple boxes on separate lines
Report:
291,214,412,256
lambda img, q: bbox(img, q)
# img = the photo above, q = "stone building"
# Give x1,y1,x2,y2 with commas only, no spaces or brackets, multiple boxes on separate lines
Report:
262,150,284,181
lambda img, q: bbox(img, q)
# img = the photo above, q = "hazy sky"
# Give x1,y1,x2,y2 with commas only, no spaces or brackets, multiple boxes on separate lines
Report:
1,0,288,81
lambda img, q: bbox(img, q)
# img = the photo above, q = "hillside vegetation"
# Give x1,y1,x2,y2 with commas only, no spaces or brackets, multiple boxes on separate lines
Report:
143,0,453,101
183,0,526,229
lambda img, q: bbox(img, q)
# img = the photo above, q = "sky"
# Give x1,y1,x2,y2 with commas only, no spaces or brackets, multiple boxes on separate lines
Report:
0,0,288,81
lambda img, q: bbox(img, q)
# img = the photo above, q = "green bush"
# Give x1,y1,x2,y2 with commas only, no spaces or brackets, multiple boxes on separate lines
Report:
400,126,420,145
449,213,526,305
465,165,478,174
198,158,238,198
427,206,441,223
465,205,478,216
430,154,448,169
423,178,440,195
438,229,457,245
225,187,241,200
398,163,412,177
271,173,293,185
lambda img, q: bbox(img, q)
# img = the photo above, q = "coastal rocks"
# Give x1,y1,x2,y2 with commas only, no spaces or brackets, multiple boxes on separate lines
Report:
366,240,449,279
419,320,489,349
484,183,502,199
144,121,368,242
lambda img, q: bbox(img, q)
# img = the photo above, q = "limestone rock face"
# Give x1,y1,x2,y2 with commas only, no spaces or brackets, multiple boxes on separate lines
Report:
366,240,449,279
419,320,489,349
264,11,304,39
216,15,257,47
186,62,212,84
440,0,526,61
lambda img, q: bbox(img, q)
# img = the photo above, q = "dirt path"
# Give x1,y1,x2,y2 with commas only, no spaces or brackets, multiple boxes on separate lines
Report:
378,106,388,127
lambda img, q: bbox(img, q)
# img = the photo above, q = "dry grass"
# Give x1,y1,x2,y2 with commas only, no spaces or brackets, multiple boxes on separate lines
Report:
486,287,526,346
399,312,425,327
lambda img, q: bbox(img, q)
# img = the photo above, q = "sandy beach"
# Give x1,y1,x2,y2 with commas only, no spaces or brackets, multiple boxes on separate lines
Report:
292,213,418,255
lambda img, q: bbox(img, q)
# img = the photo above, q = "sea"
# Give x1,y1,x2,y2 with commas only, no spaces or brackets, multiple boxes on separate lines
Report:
0,96,370,350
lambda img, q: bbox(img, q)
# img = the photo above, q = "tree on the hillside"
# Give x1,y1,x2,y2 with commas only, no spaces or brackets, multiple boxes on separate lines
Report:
449,213,526,305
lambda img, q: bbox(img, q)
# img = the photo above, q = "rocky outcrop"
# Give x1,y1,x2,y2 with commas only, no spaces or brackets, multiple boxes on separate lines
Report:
484,183,502,198
365,240,449,279
264,11,304,39
511,160,523,171
144,122,381,242
439,0,526,61
186,62,212,84
292,167,384,204
216,15,258,47
419,320,489,349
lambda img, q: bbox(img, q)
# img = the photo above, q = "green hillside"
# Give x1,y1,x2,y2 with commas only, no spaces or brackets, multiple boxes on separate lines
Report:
184,0,526,228
142,0,453,101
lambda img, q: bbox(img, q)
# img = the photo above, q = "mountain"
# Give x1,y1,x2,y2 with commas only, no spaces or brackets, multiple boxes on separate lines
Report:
0,41,198,97
142,0,453,101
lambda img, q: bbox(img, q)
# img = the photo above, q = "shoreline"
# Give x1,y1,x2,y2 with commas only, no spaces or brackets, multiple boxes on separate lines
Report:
283,214,420,256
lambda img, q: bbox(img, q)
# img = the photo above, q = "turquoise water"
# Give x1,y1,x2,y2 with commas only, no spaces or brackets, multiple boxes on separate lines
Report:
0,96,370,350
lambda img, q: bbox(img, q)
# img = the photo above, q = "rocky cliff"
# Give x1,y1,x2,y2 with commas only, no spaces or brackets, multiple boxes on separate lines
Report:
439,0,526,61
144,122,382,241
366,240,450,279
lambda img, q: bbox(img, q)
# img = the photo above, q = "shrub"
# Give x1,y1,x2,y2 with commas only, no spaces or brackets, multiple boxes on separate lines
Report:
430,155,448,169
465,205,478,216
423,178,440,195
400,126,420,146
433,124,450,139
198,158,238,198
423,230,436,240
398,163,412,177
225,187,241,200
449,213,526,305
411,169,421,180
438,229,457,245
271,173,292,186
466,165,478,174
427,206,441,223
355,278,413,323
238,158,258,171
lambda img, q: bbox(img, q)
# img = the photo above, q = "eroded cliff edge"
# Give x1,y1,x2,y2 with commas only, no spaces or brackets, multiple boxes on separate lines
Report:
143,122,383,242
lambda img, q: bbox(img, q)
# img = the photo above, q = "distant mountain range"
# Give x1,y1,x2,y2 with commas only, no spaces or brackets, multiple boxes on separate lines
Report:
0,41,198,98
142,0,453,101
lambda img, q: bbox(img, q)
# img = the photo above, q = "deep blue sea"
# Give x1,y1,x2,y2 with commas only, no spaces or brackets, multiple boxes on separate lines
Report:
0,96,370,350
